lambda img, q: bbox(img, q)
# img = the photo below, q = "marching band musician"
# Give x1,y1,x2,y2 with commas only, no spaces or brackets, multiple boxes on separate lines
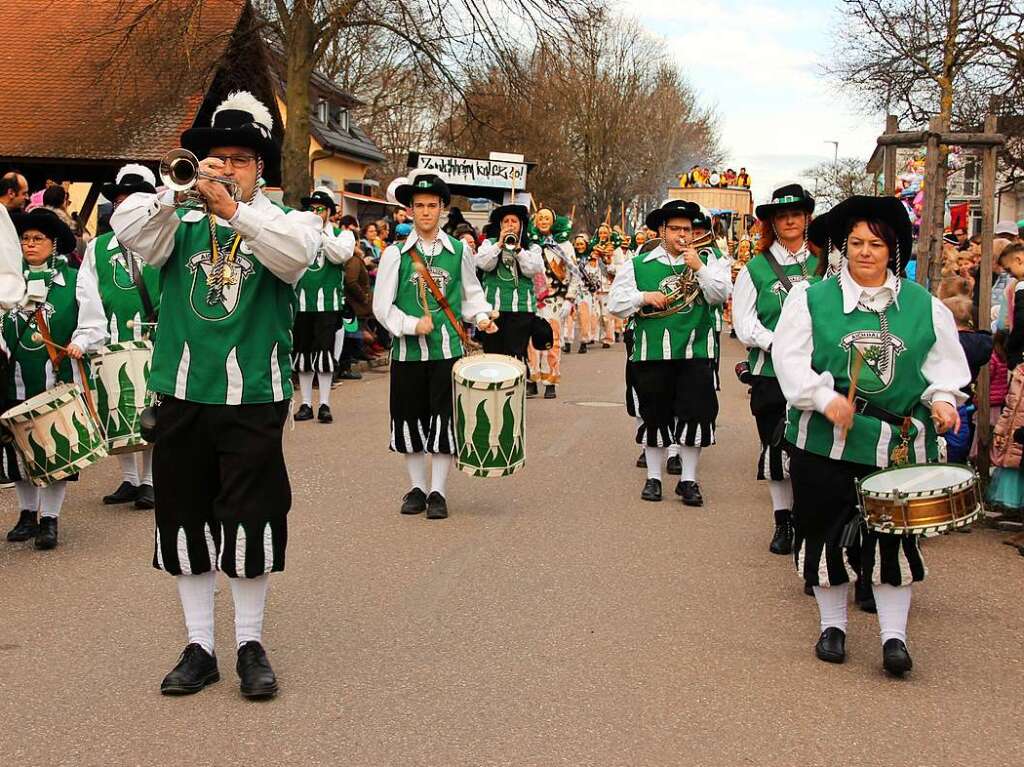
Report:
588,224,618,349
4,208,107,550
732,184,818,556
112,91,321,699
80,164,162,510
372,170,495,521
528,208,577,399
475,202,543,365
609,199,731,505
773,196,969,676
293,187,355,424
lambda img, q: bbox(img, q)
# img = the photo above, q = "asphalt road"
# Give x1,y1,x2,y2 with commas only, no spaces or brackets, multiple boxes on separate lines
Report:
1,337,1021,766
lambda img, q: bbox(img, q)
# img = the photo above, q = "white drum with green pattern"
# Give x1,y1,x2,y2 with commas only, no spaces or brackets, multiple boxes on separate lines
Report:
89,340,155,454
1,383,108,486
453,354,526,478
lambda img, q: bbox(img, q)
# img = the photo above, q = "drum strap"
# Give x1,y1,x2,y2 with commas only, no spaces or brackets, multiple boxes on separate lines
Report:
406,248,479,352
761,250,793,293
126,252,157,324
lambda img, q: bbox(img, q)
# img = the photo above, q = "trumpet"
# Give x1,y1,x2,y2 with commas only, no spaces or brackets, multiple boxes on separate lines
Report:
159,148,241,210
637,230,715,319
502,232,520,251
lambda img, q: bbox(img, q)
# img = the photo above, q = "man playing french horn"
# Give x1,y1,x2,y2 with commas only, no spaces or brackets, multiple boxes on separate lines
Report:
609,199,732,505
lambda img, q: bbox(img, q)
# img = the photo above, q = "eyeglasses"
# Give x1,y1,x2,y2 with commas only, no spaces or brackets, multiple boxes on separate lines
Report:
209,154,257,168
20,235,50,244
310,205,328,214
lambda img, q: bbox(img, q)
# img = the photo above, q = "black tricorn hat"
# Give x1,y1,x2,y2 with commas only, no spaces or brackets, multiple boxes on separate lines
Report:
394,171,452,207
301,188,337,214
100,163,156,201
484,203,529,240
181,90,280,178
13,208,76,256
645,199,701,230
756,183,815,221
827,195,913,272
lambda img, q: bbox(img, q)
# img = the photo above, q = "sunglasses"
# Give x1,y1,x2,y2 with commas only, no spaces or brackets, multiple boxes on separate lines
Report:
310,205,329,214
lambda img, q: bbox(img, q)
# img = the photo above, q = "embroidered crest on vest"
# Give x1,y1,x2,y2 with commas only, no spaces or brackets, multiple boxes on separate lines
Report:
840,330,906,394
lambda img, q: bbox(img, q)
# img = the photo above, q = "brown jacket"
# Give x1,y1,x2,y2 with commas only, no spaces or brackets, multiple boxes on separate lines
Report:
344,254,372,319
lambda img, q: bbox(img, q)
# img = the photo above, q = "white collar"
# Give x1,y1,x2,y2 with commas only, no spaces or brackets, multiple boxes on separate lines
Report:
769,241,810,265
642,244,686,263
401,228,455,254
107,234,120,251
840,263,901,313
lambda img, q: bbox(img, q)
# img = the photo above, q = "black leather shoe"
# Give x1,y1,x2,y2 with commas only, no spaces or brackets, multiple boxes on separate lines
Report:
103,481,138,505
161,643,220,695
562,342,571,353
34,517,58,550
578,343,587,354
426,491,448,520
636,450,647,468
855,578,877,613
317,405,333,424
340,369,362,380
236,641,278,699
134,484,155,510
769,509,794,555
882,638,913,677
544,385,556,399
641,478,662,501
814,627,846,664
675,480,704,507
526,381,539,398
294,404,313,421
401,488,427,515
601,342,610,349
666,455,682,475
7,510,38,542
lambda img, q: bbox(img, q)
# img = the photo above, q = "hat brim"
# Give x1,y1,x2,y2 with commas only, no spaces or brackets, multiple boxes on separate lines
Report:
827,196,913,269
394,180,451,207
646,202,700,231
755,197,815,222
13,209,76,255
484,204,528,240
301,195,336,213
101,180,156,201
180,126,280,177
807,213,831,250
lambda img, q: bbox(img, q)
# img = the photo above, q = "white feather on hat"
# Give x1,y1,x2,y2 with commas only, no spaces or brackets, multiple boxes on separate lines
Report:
115,163,156,188
213,90,274,133
385,177,407,204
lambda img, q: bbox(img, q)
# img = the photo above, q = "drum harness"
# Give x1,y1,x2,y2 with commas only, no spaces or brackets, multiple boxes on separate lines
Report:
407,243,482,354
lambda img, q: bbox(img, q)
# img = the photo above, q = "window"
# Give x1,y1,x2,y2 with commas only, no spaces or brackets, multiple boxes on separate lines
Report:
962,154,980,197
316,98,328,123
336,108,349,132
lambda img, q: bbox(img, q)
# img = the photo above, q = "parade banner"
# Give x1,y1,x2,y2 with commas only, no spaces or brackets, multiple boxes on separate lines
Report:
409,152,527,191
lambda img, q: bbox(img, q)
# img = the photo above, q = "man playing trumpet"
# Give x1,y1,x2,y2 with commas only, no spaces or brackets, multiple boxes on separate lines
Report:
609,199,731,505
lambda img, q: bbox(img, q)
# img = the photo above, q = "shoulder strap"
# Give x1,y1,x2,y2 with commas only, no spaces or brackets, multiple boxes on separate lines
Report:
760,248,793,293
125,251,157,323
406,246,476,350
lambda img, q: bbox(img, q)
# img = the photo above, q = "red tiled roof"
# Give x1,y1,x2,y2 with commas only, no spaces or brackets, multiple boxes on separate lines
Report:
0,0,245,162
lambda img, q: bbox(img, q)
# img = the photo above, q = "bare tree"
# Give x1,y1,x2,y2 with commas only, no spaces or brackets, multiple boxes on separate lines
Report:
801,157,877,210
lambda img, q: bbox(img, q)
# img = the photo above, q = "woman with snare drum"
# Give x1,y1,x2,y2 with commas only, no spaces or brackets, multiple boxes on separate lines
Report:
773,196,970,677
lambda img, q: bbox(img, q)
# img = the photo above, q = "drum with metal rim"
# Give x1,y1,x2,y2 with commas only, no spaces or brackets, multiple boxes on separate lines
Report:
857,463,980,535
452,353,526,478
89,340,155,454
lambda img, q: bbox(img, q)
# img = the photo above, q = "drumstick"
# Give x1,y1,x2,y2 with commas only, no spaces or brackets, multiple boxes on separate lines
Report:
841,347,866,440
125,319,158,329
31,332,72,355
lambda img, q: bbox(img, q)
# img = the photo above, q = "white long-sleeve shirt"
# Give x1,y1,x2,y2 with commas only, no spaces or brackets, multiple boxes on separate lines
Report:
321,219,355,265
110,189,320,284
608,244,732,319
733,242,815,351
773,265,969,416
474,238,544,277
69,260,109,352
372,228,492,338
0,206,26,309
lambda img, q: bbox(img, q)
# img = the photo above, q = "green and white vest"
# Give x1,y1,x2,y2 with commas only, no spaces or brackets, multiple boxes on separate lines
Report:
480,239,537,314
391,239,466,362
784,277,938,467
90,231,162,342
2,261,80,400
296,226,345,312
745,252,820,377
148,211,296,405
631,249,719,362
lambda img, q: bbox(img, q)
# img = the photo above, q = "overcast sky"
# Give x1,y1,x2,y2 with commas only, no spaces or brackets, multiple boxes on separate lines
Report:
618,0,883,204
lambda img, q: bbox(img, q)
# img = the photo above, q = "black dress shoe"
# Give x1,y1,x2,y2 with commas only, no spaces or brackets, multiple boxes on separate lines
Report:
103,481,138,505
134,484,155,510
526,381,539,398
855,578,877,613
562,342,571,353
34,517,58,550
426,491,448,520
601,342,610,349
7,510,38,542
675,480,704,507
882,638,913,677
400,488,427,515
666,455,682,475
814,627,846,663
236,641,278,699
317,405,333,424
636,450,647,468
161,643,220,695
641,478,662,501
544,385,556,399
578,343,587,354
294,404,313,421
340,369,362,380
769,509,794,555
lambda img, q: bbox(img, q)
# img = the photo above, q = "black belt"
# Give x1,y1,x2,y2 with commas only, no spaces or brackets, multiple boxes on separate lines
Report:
835,388,906,427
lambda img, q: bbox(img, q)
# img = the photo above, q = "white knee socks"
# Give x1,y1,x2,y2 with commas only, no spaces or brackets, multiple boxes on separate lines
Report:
874,583,912,645
813,582,849,633
645,446,666,481
230,575,269,649
679,445,701,482
405,453,428,491
667,444,680,459
15,480,38,511
118,453,140,485
38,482,67,519
176,571,216,654
141,447,154,485
334,329,345,360
431,454,453,496
768,479,794,512
298,371,314,406
316,371,332,409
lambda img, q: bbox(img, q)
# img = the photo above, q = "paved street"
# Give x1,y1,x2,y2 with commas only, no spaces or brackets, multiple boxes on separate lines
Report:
1,337,1021,767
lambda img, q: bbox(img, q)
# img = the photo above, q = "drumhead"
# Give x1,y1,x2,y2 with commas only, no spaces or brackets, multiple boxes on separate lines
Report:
454,354,525,387
1,383,79,420
860,464,975,495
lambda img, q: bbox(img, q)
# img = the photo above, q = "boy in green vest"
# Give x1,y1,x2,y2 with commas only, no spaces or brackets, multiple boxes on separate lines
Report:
81,163,162,510
774,195,968,677
733,183,818,556
372,171,496,520
293,187,355,424
112,91,322,699
609,199,732,505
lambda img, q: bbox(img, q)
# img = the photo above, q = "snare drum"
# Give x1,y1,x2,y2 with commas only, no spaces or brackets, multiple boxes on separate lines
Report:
90,340,155,454
858,463,980,535
0,383,108,486
452,354,526,478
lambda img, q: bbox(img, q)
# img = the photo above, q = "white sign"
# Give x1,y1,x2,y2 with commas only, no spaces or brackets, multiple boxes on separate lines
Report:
414,153,527,191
